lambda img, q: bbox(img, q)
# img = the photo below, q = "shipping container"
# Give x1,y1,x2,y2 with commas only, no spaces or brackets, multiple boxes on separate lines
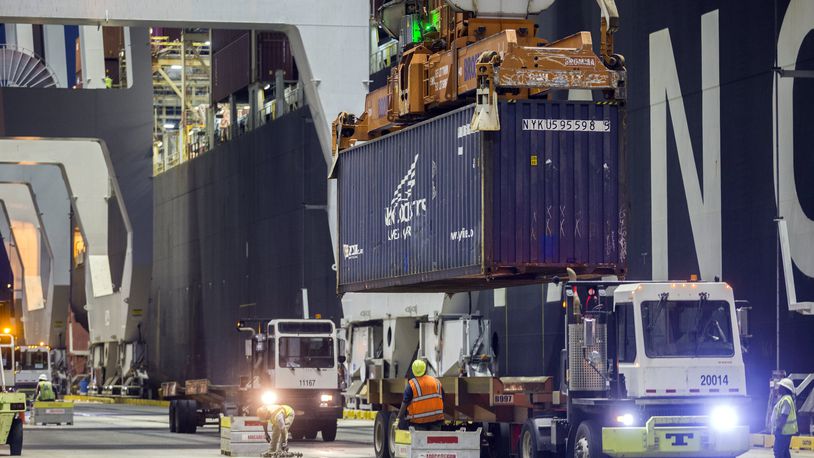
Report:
257,32,297,83
336,100,626,293
212,32,250,103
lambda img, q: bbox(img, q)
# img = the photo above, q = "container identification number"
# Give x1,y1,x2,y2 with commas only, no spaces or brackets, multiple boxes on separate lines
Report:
522,119,611,132
699,374,729,386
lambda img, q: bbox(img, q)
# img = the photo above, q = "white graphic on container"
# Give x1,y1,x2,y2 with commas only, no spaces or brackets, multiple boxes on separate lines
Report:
385,154,427,241
450,228,474,242
343,244,364,260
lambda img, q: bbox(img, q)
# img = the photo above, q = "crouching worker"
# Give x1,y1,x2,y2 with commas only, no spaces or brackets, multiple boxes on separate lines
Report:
35,374,56,402
257,404,296,455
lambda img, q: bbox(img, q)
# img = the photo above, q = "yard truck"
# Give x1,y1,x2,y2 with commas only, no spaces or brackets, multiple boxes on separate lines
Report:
164,318,343,440
0,333,28,455
348,279,752,458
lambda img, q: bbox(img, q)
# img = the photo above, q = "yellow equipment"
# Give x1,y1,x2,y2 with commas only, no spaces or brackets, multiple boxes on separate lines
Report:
332,0,625,153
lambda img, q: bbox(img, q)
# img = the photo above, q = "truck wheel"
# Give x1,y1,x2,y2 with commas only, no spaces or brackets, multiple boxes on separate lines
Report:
374,411,392,458
185,400,199,434
7,417,22,456
573,420,602,458
305,429,317,440
173,400,184,433
321,420,338,442
520,423,543,458
169,400,177,433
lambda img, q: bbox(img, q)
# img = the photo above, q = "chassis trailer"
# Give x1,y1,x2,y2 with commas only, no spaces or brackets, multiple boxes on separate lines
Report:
163,319,343,440
362,281,752,458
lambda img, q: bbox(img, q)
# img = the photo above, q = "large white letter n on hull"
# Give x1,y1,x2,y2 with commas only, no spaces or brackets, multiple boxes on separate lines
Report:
649,10,722,281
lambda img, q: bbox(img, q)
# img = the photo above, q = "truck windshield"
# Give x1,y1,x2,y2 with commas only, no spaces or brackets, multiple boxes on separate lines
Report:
642,299,734,357
279,337,334,369
19,351,48,370
0,348,11,370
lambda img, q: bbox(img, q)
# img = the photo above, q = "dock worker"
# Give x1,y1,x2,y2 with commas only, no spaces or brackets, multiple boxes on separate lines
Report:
257,404,296,454
396,359,445,431
770,378,798,458
34,374,56,402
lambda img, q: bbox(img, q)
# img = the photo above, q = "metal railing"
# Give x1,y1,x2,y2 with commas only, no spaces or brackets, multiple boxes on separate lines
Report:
370,40,398,74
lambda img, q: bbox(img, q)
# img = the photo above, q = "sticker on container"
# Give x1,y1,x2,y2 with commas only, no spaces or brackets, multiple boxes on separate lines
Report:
522,119,611,132
530,155,538,166
45,409,65,414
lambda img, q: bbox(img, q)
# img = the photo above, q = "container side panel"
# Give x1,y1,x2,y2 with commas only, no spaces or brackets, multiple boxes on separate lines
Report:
491,101,620,272
338,107,483,291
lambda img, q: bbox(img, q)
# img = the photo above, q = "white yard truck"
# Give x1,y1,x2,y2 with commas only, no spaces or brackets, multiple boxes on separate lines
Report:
14,344,51,400
165,318,343,441
352,280,752,458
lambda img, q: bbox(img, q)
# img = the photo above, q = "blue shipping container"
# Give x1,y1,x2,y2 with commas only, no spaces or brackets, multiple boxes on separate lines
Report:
337,100,625,293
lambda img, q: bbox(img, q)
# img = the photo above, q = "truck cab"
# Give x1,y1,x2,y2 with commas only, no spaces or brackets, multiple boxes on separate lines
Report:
614,282,746,399
14,344,51,399
558,281,751,458
259,319,342,441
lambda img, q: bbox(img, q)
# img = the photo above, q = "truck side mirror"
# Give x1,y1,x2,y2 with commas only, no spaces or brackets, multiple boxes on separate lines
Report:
736,304,751,338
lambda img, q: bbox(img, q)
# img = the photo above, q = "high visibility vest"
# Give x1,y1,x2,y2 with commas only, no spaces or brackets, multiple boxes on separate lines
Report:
772,394,798,435
267,404,294,420
406,375,444,424
37,381,55,401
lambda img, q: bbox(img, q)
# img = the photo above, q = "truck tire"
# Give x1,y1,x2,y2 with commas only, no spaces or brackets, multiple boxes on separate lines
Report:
321,420,338,442
178,399,198,434
169,400,177,433
374,411,392,458
186,400,199,434
573,420,603,458
7,417,22,456
519,423,544,458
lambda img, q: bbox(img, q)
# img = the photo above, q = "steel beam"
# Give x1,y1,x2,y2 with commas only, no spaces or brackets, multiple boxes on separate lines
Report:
0,183,53,345
0,202,24,335
0,165,71,345
0,138,134,345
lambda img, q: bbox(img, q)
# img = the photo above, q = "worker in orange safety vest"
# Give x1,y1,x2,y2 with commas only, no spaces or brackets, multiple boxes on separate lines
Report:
396,359,445,431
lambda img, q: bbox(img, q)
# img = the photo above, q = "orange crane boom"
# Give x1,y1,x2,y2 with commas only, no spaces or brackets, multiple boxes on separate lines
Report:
332,0,625,154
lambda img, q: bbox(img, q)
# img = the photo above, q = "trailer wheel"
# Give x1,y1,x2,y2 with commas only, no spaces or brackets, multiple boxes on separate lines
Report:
573,420,602,458
520,423,543,458
374,411,391,458
177,400,198,434
173,400,184,433
186,400,199,434
169,400,177,433
7,417,22,456
321,420,337,442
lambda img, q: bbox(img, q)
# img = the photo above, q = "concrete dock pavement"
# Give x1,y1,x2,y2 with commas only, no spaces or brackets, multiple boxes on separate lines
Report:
21,403,374,458
15,403,814,457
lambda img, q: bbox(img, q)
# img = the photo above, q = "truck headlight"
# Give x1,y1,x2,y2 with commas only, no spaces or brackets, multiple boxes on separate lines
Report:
320,394,333,403
261,391,278,405
615,413,635,426
710,405,738,431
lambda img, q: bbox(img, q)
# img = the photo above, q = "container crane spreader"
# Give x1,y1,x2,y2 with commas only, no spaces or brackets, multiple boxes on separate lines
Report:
332,0,625,153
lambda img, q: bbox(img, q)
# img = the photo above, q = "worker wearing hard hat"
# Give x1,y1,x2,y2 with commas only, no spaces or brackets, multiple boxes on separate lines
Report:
396,359,445,431
34,374,56,402
257,404,296,455
770,378,798,458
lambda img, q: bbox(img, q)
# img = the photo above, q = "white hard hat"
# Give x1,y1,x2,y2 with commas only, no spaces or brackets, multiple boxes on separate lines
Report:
38,374,47,381
777,378,795,393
